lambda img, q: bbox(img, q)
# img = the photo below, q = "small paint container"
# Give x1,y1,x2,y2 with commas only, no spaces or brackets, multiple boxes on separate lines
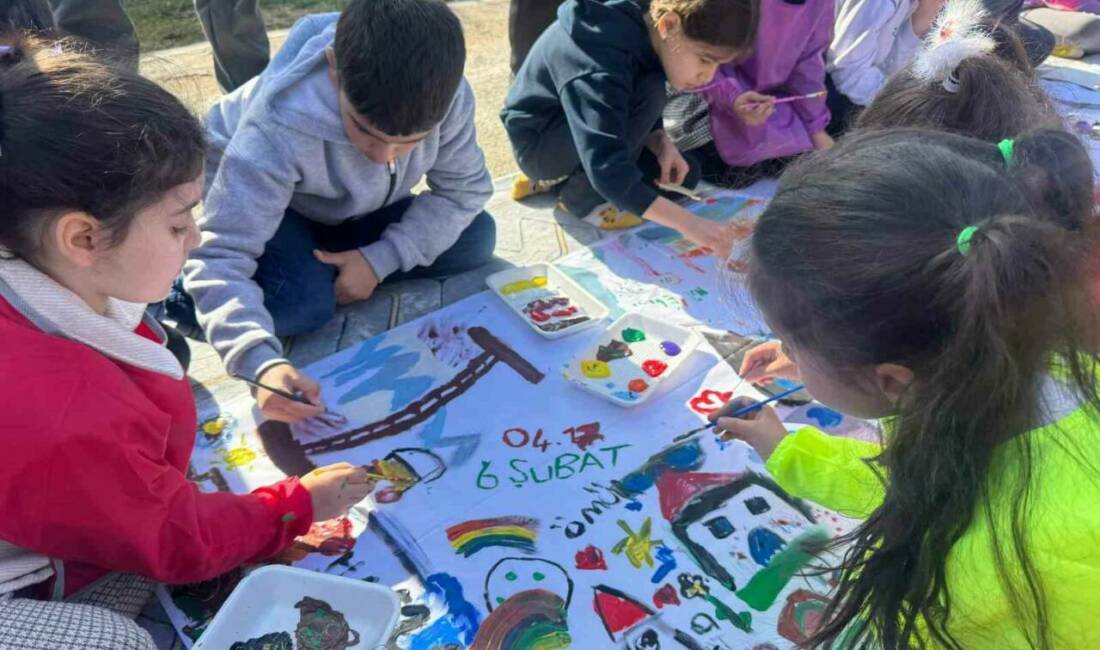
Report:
194,565,400,649
486,263,610,339
562,312,701,407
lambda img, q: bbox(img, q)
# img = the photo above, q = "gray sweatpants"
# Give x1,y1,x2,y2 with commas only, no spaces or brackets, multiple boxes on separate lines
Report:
0,573,157,649
49,0,270,92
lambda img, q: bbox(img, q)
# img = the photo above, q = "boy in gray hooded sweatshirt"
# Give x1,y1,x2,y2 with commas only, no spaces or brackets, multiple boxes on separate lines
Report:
167,0,494,424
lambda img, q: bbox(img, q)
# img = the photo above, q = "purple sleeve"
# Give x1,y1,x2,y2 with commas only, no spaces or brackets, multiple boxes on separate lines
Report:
785,1,834,135
700,64,749,115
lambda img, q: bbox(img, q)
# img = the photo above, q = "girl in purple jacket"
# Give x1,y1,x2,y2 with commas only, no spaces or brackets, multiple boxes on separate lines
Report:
674,0,836,187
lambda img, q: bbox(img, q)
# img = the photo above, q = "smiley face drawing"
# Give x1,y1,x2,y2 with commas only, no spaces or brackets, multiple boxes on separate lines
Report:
483,557,574,612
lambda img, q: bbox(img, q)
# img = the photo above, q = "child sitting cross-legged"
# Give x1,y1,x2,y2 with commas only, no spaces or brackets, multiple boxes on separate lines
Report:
167,0,495,426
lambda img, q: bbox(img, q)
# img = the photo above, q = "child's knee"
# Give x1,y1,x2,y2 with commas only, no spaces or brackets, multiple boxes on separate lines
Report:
271,292,337,337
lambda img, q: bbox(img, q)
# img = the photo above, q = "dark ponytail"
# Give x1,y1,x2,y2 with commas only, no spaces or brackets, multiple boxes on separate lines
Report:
746,128,1099,649
0,33,205,262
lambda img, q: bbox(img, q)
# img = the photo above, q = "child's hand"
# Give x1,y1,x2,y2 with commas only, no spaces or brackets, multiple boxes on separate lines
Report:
314,249,380,305
256,363,325,423
301,463,376,522
733,91,776,127
740,340,801,384
711,398,788,460
648,131,691,186
811,131,834,151
683,217,738,259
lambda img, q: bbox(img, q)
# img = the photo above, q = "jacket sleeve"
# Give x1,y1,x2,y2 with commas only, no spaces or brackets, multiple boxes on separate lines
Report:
699,65,749,115
828,0,921,106
765,426,885,519
0,379,313,585
182,124,300,380
786,2,834,135
559,72,660,216
358,80,493,280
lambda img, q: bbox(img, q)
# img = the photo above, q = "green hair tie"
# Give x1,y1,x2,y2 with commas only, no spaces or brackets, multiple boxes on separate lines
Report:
997,138,1015,166
956,225,980,255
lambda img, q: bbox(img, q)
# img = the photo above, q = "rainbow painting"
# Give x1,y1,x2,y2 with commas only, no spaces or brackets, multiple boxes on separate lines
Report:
446,517,539,558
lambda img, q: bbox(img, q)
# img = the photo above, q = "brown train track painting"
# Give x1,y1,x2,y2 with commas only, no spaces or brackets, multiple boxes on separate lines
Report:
258,327,545,476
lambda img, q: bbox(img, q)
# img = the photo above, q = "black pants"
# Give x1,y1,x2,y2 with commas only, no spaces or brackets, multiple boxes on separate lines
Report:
689,142,793,189
509,0,560,74
825,73,861,137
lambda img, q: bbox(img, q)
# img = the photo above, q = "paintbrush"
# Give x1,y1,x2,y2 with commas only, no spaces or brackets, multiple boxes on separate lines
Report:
673,383,806,443
745,90,827,109
232,374,317,406
657,182,704,202
771,90,826,105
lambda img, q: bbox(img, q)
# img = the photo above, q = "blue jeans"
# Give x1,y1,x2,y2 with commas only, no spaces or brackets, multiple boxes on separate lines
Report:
166,198,497,336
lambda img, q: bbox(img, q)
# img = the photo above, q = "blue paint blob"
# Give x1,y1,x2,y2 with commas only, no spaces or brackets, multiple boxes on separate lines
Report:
622,472,654,493
748,528,786,567
606,382,616,389
806,406,844,429
625,499,643,511
665,442,703,469
772,378,800,390
325,336,434,408
612,391,639,402
651,545,678,583
660,341,682,356
413,573,480,649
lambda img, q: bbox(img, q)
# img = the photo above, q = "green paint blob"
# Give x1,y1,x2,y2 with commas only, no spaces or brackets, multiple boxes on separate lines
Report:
736,526,831,611
497,596,505,604
533,571,546,581
505,571,518,581
621,327,646,343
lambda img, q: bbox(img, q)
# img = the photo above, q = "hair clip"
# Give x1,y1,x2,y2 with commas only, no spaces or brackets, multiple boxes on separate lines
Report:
956,225,980,255
997,139,1014,166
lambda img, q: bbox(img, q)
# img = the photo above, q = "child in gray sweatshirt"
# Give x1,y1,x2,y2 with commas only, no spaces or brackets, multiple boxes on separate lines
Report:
167,0,494,423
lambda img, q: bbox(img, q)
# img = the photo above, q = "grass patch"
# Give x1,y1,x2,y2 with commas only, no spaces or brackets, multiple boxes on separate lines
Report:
127,0,346,51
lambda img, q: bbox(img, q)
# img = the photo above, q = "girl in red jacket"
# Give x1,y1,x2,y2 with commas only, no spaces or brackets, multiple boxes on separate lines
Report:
0,38,373,648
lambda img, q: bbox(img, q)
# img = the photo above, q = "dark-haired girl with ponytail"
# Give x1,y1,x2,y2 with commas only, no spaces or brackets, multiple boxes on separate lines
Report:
717,127,1100,649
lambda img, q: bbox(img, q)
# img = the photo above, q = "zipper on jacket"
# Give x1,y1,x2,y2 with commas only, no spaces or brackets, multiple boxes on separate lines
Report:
384,159,397,205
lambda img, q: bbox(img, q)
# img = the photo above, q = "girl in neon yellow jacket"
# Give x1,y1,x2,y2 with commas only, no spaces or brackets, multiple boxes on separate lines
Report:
716,127,1100,649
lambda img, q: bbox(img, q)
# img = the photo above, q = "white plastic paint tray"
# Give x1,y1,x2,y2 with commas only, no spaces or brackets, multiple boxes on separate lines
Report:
486,263,610,339
562,312,701,407
194,565,401,649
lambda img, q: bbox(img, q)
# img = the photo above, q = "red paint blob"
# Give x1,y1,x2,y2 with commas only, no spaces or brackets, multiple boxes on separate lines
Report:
628,379,649,393
575,545,608,571
642,360,668,377
689,389,732,415
652,583,681,609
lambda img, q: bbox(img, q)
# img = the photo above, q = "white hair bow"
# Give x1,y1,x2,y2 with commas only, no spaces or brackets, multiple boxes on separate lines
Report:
911,0,997,93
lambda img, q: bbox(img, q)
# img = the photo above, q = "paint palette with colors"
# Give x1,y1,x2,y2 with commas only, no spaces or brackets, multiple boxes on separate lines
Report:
486,263,609,339
562,312,701,407
194,565,400,650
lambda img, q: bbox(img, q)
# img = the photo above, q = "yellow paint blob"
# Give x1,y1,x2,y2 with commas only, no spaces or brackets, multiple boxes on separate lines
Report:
500,276,548,296
581,360,611,379
217,445,257,470
201,417,229,436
